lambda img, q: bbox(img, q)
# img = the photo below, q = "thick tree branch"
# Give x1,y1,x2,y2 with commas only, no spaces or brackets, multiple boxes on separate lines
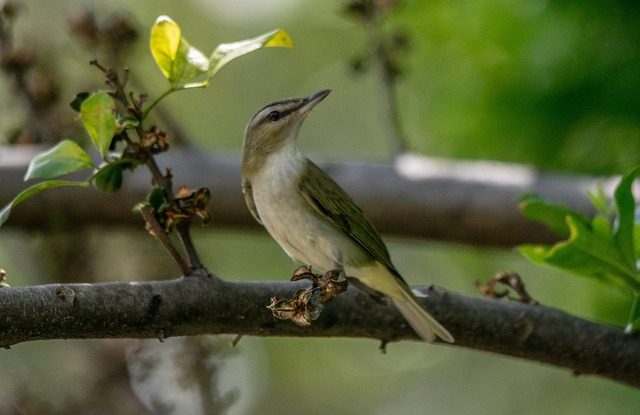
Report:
0,146,613,246
0,274,636,388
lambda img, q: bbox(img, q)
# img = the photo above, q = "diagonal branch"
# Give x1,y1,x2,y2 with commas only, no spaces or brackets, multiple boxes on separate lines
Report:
0,274,637,388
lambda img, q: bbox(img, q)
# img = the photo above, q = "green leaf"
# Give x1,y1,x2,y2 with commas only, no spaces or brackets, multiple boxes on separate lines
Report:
518,194,590,238
588,184,614,219
565,216,636,287
149,17,292,90
625,295,640,334
80,92,116,158
149,15,208,88
634,223,640,260
0,180,90,227
520,167,640,328
70,92,90,112
208,29,293,80
24,140,95,180
90,160,134,193
146,187,167,211
520,215,640,292
116,114,140,131
144,19,293,118
613,166,640,272
625,294,640,334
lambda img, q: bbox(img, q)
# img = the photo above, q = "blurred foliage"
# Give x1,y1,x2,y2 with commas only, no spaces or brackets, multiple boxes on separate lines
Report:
391,0,640,174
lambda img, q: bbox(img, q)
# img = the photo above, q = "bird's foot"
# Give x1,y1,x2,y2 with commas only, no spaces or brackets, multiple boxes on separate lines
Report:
290,265,349,302
269,266,349,328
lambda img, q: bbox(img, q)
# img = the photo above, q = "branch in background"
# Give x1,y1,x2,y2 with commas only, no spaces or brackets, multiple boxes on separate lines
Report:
0,2,69,145
0,147,609,247
345,0,410,156
0,274,637,388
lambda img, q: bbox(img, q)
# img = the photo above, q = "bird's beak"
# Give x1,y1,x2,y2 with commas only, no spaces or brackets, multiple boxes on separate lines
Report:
299,89,331,115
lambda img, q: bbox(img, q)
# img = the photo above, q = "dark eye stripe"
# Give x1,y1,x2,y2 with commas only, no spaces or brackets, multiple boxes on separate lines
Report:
254,97,308,124
263,106,298,123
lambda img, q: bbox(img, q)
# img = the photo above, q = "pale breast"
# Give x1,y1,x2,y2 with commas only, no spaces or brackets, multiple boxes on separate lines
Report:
250,151,368,272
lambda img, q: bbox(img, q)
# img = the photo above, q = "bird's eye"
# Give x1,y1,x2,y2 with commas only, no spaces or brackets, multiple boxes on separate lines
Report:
267,111,281,122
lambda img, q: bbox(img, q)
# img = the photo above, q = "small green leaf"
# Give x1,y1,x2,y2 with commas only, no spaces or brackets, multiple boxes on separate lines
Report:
116,114,140,131
24,140,95,180
566,216,636,287
146,187,167,210
91,160,134,193
0,180,90,227
208,29,293,80
518,194,590,239
80,92,116,158
588,185,614,219
613,166,640,271
70,92,90,112
150,15,208,88
173,39,208,87
633,223,640,260
520,215,640,292
624,294,640,334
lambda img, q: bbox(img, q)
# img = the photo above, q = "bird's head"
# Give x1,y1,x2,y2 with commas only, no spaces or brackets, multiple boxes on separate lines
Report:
242,89,331,173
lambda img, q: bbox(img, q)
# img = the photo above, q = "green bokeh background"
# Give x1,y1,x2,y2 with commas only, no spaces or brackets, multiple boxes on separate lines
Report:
1,0,639,413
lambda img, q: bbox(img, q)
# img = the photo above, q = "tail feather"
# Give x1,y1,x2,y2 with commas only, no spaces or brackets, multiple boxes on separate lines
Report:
392,290,454,343
353,262,454,343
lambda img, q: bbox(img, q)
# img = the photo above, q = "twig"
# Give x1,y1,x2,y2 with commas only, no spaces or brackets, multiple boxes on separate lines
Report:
139,205,191,275
347,0,410,156
88,60,204,272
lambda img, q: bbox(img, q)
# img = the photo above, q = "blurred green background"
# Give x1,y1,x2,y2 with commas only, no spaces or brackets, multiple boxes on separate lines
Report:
1,0,639,413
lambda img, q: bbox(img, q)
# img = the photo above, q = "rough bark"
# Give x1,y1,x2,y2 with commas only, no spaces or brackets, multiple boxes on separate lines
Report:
0,274,637,388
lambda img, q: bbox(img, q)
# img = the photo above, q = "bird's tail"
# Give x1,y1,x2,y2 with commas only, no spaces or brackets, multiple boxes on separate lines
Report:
391,287,454,343
355,262,454,343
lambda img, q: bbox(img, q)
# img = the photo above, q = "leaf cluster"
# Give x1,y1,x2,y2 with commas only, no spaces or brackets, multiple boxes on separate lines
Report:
519,167,640,332
1,16,292,228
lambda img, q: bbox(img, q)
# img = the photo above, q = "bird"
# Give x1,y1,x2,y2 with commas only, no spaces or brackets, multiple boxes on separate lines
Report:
241,89,453,343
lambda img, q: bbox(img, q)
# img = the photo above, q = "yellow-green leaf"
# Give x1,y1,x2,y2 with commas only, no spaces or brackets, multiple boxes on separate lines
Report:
150,15,208,87
208,29,293,79
80,92,116,158
24,140,95,181
264,29,294,48
150,16,181,80
0,180,90,227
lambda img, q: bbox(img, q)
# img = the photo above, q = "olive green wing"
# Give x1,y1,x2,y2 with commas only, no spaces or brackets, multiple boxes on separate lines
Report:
299,160,400,276
242,178,262,224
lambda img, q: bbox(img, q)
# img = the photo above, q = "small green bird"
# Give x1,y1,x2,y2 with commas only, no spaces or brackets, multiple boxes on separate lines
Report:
242,89,453,343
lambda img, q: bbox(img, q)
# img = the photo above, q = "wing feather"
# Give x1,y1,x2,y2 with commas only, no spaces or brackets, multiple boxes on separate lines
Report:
242,178,262,224
299,160,401,277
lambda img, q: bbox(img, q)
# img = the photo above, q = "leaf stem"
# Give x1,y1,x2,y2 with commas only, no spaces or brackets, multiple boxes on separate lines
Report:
142,87,176,120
